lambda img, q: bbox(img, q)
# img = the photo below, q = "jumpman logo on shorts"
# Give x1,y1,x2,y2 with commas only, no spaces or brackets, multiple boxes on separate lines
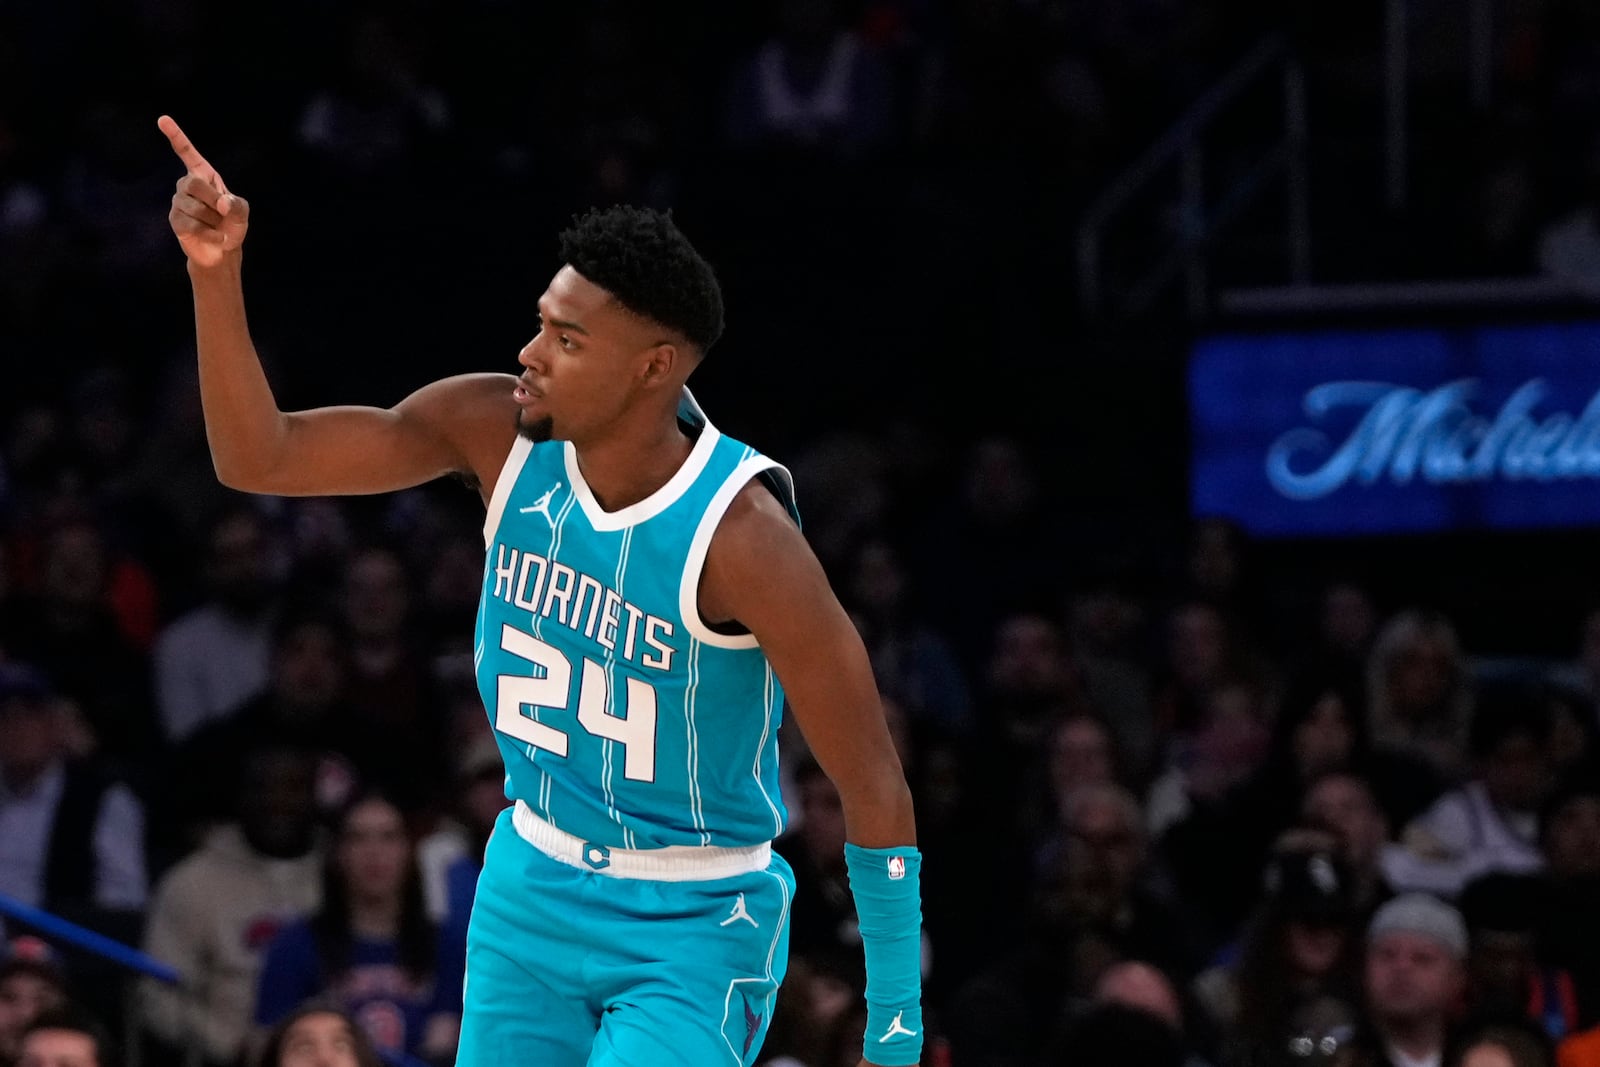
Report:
719,893,758,928
519,482,562,527
879,1011,918,1043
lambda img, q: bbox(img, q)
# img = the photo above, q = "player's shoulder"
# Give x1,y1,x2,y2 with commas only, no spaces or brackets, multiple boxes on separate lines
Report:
704,468,807,583
720,468,797,530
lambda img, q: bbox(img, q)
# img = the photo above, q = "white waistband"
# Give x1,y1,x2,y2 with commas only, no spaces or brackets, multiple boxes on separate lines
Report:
511,799,771,882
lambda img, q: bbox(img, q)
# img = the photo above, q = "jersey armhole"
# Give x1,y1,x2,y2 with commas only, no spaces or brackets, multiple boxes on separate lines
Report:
678,457,796,649
482,436,534,546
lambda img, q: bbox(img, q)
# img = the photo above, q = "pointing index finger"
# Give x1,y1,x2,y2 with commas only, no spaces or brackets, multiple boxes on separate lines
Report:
157,115,228,194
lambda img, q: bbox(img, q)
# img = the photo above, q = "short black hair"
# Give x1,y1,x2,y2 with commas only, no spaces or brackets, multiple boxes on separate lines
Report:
254,1001,383,1067
558,205,725,352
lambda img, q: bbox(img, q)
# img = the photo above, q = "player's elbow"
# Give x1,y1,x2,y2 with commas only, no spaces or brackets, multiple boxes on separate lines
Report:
211,455,273,492
208,435,287,492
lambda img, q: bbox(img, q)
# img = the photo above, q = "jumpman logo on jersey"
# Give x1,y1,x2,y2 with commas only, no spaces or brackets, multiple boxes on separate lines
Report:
719,893,758,928
518,482,562,527
879,1011,918,1043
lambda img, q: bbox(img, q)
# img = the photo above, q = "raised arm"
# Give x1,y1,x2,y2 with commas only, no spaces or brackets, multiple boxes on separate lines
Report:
701,481,921,1067
159,116,517,498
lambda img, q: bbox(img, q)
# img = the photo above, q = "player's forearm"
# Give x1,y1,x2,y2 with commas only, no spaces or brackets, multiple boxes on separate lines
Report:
841,776,917,850
843,777,923,1067
188,256,290,488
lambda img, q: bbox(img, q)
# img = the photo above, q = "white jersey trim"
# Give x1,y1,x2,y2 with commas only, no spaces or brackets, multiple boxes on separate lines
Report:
482,435,535,546
679,455,794,649
564,422,722,532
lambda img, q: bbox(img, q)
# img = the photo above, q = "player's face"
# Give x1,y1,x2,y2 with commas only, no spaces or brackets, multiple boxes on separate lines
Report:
515,266,672,445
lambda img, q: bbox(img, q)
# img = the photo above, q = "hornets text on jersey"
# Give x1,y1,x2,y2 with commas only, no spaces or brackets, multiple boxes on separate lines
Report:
474,390,796,850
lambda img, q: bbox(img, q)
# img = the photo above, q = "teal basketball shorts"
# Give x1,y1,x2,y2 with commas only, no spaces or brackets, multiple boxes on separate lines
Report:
457,801,796,1067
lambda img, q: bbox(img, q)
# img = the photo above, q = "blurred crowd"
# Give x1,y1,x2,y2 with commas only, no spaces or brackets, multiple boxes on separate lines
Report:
8,3,1600,1067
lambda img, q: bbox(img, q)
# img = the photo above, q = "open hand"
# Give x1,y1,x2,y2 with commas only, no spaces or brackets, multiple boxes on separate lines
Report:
159,115,249,267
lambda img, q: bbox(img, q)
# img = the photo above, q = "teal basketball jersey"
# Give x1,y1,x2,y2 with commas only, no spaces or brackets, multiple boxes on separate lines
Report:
474,390,795,851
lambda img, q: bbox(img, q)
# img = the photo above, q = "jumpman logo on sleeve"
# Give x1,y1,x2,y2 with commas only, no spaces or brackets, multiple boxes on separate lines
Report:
518,482,562,527
719,893,758,928
879,1011,918,1043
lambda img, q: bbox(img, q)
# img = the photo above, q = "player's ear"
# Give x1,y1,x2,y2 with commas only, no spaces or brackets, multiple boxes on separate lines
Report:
640,343,677,388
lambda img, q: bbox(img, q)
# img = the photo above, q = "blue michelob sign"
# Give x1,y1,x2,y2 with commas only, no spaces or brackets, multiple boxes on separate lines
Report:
1188,322,1600,536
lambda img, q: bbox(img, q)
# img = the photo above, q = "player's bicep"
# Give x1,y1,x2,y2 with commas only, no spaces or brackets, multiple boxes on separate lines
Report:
703,495,903,797
254,374,516,497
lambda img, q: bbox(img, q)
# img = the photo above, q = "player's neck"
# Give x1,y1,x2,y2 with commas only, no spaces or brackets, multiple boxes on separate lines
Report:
571,414,694,513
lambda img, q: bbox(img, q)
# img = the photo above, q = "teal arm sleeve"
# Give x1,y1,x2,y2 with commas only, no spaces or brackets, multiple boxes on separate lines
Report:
844,843,923,1066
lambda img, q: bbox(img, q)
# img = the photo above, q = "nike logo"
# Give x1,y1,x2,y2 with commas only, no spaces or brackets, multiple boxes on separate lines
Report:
880,1011,918,1042
720,893,758,928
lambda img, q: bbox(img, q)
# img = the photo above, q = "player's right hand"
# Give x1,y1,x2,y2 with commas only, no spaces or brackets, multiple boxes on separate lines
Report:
159,115,249,268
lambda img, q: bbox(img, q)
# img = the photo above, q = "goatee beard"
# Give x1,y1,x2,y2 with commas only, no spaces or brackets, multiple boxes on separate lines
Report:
518,413,554,443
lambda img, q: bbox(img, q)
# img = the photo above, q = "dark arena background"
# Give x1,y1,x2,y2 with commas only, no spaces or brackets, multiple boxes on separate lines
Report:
3,2,1600,1066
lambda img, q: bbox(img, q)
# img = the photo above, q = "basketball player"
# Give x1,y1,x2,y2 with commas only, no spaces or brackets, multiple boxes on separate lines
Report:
158,116,922,1067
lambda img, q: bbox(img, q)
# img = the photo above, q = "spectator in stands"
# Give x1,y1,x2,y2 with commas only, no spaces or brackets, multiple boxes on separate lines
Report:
0,946,67,1067
948,782,1197,1066
166,610,359,849
843,534,973,738
255,791,462,1063
1193,844,1361,1065
416,731,503,929
15,1003,114,1067
0,662,146,926
1391,689,1551,898
337,546,440,811
254,1003,382,1067
0,520,155,758
1314,580,1382,681
1021,711,1126,866
1093,960,1215,1067
1541,683,1598,783
1150,601,1267,765
1366,610,1473,787
139,740,323,1067
1350,893,1470,1067
1303,771,1407,919
1457,874,1577,1043
1533,776,1600,1025
1064,562,1157,779
1449,1021,1555,1067
1153,679,1274,943
1231,670,1371,857
154,504,276,744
